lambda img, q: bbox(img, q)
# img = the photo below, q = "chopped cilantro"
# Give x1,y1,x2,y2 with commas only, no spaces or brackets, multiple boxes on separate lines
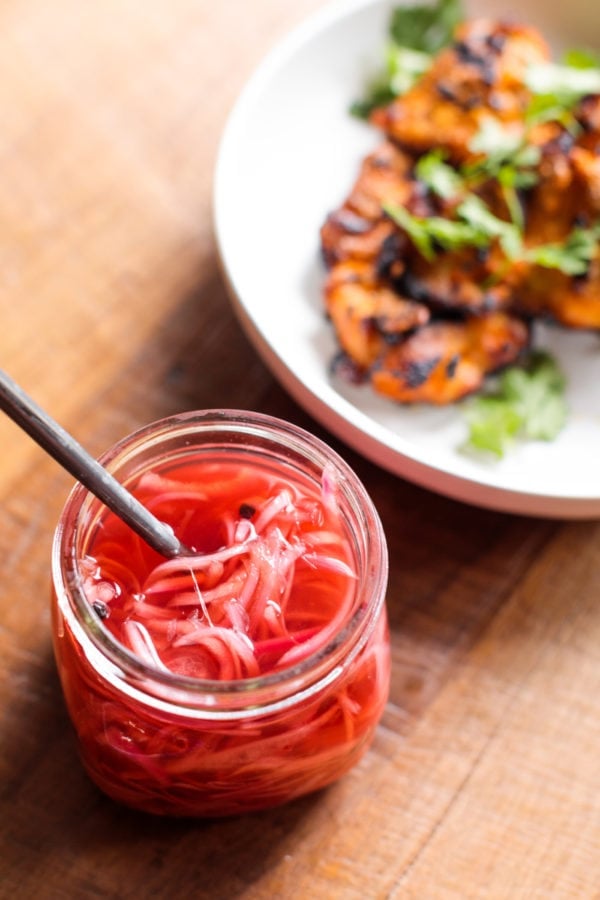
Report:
350,46,431,118
526,61,600,99
387,194,599,275
463,119,541,228
465,118,541,186
496,168,526,231
525,225,600,276
415,150,464,199
389,0,462,54
351,0,464,118
525,93,580,130
384,193,522,261
465,398,522,457
464,352,568,458
349,84,397,120
525,60,600,129
383,201,489,260
456,195,522,259
468,117,523,162
562,47,600,70
387,46,433,95
388,109,599,272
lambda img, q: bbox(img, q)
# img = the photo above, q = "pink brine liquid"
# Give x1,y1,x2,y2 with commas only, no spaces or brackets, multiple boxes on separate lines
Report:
53,445,390,816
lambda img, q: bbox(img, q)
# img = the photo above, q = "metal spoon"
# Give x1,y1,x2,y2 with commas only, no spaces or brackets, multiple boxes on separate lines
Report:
0,369,188,558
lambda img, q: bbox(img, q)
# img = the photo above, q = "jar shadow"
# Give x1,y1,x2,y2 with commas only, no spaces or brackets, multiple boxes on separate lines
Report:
1,645,326,894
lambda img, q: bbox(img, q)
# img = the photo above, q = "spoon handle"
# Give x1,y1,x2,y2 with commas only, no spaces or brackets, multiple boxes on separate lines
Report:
0,369,187,559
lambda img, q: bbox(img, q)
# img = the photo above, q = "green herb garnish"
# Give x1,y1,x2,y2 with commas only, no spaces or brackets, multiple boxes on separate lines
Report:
562,47,600,70
456,195,523,259
525,93,580,129
464,352,568,458
383,194,522,260
350,46,431,118
388,0,462,53
388,191,599,275
526,61,600,101
468,117,524,164
525,224,600,276
383,201,488,260
415,149,464,199
525,59,600,130
466,118,541,184
464,118,541,228
391,106,600,274
351,0,463,118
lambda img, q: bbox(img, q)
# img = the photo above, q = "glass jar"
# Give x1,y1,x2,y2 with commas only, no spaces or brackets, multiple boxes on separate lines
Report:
51,410,390,817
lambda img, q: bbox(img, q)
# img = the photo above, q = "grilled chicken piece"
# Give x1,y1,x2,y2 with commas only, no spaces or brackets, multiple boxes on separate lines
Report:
576,94,600,150
321,139,517,314
397,244,517,314
340,141,415,220
522,128,580,243
321,213,397,269
571,145,600,216
513,118,600,328
370,311,530,404
371,19,550,162
324,260,430,369
515,264,600,329
321,142,417,266
379,171,522,314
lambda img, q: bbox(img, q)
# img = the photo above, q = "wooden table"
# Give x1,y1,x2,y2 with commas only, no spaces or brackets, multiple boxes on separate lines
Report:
1,1,599,896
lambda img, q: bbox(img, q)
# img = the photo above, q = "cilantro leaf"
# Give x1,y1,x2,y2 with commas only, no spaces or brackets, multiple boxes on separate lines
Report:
468,117,523,162
386,195,599,275
384,193,522,261
501,357,567,441
562,47,600,70
525,61,600,130
382,202,436,260
383,201,488,260
390,0,462,54
464,352,567,458
349,84,397,120
351,0,464,118
525,225,600,276
415,150,464,199
524,52,600,127
465,118,541,186
465,397,522,457
526,61,600,99
382,203,433,259
525,94,580,130
350,45,431,118
463,119,541,229
455,195,523,259
386,45,433,96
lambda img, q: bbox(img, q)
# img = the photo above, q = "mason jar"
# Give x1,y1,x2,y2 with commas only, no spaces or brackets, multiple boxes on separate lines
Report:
51,410,390,817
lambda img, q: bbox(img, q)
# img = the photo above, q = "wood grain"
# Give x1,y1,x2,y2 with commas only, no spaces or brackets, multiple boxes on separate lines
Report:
0,2,599,898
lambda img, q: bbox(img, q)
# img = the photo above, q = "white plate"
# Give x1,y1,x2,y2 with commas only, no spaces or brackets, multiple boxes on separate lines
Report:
214,0,600,519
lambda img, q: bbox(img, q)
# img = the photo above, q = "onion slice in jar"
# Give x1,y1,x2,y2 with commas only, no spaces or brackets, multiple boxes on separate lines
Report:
83,461,359,679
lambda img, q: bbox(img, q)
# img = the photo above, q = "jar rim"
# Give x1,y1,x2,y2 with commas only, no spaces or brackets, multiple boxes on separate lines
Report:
52,409,388,698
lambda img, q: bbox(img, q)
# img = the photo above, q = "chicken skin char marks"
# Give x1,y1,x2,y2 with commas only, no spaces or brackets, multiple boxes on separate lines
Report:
514,105,600,329
370,18,551,164
320,18,600,404
370,312,529,405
